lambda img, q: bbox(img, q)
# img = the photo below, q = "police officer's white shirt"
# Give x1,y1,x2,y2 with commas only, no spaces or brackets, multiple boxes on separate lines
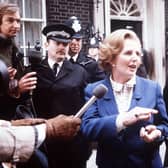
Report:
66,54,78,62
48,58,63,76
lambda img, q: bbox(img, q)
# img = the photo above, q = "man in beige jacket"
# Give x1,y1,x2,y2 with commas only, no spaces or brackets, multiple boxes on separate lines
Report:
0,114,81,163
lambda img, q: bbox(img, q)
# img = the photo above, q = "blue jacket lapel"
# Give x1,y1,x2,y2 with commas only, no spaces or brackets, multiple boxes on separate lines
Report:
102,76,143,113
129,76,143,109
101,77,119,114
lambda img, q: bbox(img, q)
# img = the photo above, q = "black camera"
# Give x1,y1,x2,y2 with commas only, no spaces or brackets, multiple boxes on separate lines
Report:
26,40,43,72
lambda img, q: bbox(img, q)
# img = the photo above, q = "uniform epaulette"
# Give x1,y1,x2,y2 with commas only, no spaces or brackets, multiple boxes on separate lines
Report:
79,60,93,66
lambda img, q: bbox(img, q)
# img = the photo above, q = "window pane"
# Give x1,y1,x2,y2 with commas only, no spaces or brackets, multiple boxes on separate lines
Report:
1,0,46,57
15,28,23,47
25,22,42,47
15,22,42,47
2,0,19,3
4,0,42,18
5,0,22,7
24,0,42,18
3,0,23,15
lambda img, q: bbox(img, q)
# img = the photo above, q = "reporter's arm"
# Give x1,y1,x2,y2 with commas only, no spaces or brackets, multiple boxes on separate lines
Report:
0,124,46,163
1,115,81,162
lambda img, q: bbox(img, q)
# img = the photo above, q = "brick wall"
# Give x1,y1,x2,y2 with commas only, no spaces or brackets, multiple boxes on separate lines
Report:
46,0,94,30
46,0,94,51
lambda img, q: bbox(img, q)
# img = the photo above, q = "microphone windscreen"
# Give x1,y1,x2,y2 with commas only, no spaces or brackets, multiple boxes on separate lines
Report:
92,84,108,99
28,50,42,65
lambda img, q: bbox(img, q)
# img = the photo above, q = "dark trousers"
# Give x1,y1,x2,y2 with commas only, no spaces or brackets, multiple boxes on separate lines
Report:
49,160,86,168
17,149,48,168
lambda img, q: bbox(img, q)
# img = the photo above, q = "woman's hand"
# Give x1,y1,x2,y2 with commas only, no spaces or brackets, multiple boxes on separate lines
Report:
122,106,158,127
140,125,162,143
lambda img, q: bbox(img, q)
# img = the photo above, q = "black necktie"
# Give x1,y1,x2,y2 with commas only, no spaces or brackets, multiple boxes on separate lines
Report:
53,63,58,75
69,57,75,63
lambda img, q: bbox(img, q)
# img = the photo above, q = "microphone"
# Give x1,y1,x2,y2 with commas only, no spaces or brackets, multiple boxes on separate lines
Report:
74,84,108,118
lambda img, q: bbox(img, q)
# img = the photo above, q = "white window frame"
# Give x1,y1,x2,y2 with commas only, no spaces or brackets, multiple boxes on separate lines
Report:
20,0,47,65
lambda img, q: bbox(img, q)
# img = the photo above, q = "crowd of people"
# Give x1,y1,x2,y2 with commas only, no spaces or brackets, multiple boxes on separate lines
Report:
0,2,168,168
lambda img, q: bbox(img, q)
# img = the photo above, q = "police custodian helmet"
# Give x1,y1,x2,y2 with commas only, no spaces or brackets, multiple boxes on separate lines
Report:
64,16,83,39
89,37,99,48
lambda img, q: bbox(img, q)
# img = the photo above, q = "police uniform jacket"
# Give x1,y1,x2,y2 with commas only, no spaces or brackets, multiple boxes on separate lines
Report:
76,51,106,83
33,58,91,165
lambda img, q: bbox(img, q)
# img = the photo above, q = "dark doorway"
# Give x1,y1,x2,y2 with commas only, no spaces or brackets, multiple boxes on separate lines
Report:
111,20,142,43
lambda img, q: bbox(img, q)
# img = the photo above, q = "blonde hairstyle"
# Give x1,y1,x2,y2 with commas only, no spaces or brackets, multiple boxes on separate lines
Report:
0,3,19,25
99,29,141,72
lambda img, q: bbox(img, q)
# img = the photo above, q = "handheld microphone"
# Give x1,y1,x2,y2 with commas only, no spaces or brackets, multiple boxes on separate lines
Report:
74,84,108,118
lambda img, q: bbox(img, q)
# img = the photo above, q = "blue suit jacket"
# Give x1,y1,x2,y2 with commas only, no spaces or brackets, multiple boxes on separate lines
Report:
81,76,168,168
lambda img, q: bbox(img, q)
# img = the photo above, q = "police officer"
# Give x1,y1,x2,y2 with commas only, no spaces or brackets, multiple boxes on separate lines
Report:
65,16,106,83
87,37,100,61
32,23,91,168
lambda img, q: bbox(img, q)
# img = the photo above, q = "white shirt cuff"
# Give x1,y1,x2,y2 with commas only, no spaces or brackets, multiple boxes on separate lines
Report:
116,114,126,132
35,124,46,148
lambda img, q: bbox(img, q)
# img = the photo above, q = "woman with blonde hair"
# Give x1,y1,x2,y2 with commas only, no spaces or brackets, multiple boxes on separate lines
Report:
81,29,168,168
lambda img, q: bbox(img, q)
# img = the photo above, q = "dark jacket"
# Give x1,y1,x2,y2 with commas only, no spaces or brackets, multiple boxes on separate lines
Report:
76,51,106,83
163,73,168,167
33,58,91,167
0,36,27,120
33,58,88,118
0,36,47,168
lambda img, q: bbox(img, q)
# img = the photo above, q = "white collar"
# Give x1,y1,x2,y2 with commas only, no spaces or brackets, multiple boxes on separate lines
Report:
110,75,136,92
66,54,78,62
48,58,63,69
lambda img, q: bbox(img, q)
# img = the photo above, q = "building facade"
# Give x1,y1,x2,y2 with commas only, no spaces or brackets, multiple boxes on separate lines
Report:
3,0,166,87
